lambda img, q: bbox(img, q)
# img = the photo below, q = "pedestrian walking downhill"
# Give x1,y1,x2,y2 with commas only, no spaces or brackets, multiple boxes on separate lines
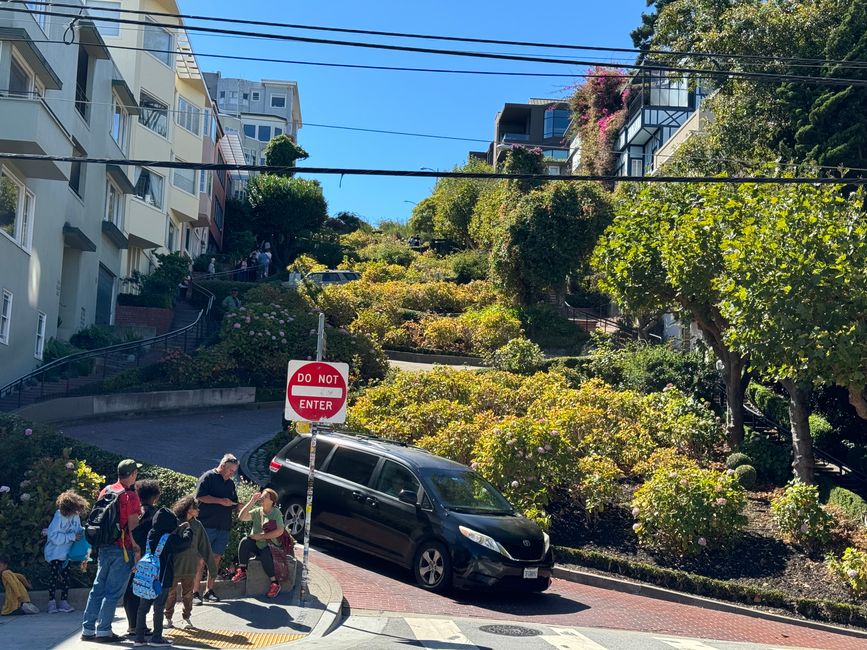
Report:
44,490,89,614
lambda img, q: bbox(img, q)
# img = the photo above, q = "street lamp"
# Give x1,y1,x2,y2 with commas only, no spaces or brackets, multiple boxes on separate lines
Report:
403,200,418,206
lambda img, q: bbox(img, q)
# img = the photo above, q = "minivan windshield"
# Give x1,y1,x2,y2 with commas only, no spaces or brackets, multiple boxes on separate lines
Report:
427,470,514,515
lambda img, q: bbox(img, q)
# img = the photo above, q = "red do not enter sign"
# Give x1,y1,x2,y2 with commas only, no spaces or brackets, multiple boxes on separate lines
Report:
285,360,349,423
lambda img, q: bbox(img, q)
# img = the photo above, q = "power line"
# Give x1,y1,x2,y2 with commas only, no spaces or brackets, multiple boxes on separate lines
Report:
21,0,867,71
9,5,867,88
0,152,862,185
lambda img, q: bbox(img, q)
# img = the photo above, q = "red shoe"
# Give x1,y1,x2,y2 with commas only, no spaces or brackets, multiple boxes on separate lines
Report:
266,582,281,598
231,568,247,583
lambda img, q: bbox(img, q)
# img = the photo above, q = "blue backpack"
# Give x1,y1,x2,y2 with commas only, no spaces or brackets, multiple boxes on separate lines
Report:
131,533,169,600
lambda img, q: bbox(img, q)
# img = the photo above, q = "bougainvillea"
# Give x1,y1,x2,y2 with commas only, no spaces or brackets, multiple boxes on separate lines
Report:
568,66,629,177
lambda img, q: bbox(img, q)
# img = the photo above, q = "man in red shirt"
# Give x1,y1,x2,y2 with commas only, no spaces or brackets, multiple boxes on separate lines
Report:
81,459,143,642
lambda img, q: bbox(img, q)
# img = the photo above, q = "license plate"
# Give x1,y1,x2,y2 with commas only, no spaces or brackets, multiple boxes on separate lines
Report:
523,567,539,579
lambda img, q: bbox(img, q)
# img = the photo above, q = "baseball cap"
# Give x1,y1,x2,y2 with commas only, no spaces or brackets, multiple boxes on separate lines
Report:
117,459,142,477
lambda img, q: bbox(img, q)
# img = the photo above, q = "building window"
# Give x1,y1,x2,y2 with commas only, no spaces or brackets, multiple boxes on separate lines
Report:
144,19,174,68
74,48,91,121
184,224,191,252
230,91,238,99
69,159,84,197
203,110,212,141
105,179,123,227
630,159,644,177
0,167,34,250
219,90,225,99
251,91,260,101
176,96,200,135
542,148,568,160
649,71,688,107
34,311,46,360
172,160,196,195
0,290,12,345
546,165,561,176
214,201,224,230
110,93,129,151
9,52,36,97
139,91,168,137
270,95,286,108
543,108,570,139
86,1,121,38
199,168,207,194
274,127,283,137
166,220,177,251
133,167,164,209
242,92,248,100
257,125,271,142
25,2,47,32
243,124,256,139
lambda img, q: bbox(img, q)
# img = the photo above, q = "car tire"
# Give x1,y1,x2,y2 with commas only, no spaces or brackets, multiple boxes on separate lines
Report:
283,498,306,538
413,541,451,592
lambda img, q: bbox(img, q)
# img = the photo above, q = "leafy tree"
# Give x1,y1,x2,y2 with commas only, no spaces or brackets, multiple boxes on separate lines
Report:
430,158,495,247
492,182,612,306
324,211,367,235
408,197,436,241
246,174,328,266
717,181,867,481
593,182,751,448
630,0,678,53
263,136,309,175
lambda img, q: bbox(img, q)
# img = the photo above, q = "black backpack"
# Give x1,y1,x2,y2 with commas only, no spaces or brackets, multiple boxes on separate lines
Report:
85,486,124,547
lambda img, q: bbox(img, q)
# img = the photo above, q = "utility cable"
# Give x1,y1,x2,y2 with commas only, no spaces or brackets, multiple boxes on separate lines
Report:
19,0,867,71
0,152,862,185
8,5,867,88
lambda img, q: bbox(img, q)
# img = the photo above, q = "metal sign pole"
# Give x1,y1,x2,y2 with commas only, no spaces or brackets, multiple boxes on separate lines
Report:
300,313,326,602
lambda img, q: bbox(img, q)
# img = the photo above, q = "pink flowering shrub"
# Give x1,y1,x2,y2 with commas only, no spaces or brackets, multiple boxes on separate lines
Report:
771,480,833,549
632,465,747,555
826,548,867,598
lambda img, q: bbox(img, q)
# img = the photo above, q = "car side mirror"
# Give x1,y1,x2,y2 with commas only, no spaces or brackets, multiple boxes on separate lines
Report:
398,490,418,506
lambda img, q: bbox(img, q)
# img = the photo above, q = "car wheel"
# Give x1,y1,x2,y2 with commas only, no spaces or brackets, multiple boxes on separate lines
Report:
413,541,451,592
283,498,306,537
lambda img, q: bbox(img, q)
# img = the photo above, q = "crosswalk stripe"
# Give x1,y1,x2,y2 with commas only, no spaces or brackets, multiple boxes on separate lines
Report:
655,638,720,650
540,628,609,650
404,617,480,649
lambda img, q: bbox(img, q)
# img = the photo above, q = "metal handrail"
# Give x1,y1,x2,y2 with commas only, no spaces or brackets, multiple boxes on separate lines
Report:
563,300,663,343
0,282,216,405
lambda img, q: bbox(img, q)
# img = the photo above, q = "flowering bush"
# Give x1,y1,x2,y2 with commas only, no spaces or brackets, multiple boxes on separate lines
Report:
577,455,624,521
642,387,724,459
826,548,867,598
632,465,748,555
771,480,833,549
488,338,546,374
421,316,473,354
633,448,699,478
460,304,523,355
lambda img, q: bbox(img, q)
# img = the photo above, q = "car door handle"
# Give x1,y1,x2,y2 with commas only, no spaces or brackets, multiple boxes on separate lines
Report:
365,496,378,507
351,491,365,502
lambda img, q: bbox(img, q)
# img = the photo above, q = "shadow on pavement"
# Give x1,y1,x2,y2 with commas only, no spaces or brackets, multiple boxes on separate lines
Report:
208,600,311,633
314,541,590,618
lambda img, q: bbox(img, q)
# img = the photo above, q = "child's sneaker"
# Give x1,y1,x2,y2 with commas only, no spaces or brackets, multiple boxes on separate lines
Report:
266,582,281,598
58,600,75,613
47,600,58,614
230,568,247,583
192,592,203,606
20,602,39,614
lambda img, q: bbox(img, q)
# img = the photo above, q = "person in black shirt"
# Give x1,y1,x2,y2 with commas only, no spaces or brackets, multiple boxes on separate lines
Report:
192,454,240,604
123,480,160,638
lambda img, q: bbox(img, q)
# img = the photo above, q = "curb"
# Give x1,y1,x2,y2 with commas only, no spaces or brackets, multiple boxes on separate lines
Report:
305,561,345,639
554,566,867,640
240,433,277,487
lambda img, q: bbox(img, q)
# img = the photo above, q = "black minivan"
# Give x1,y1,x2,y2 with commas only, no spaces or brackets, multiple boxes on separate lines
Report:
268,432,553,592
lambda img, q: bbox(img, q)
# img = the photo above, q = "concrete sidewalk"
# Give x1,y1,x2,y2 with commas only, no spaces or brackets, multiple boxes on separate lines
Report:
0,557,342,650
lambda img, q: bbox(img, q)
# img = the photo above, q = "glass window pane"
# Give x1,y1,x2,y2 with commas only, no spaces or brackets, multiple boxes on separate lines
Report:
285,437,333,469
376,461,419,499
271,95,286,108
144,21,173,67
257,125,271,142
0,290,12,344
9,58,31,97
325,448,379,486
87,1,121,37
172,164,196,195
243,124,256,138
0,172,20,240
134,167,163,209
139,92,168,137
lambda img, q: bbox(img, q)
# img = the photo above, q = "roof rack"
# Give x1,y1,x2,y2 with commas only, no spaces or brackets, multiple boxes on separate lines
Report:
316,428,410,448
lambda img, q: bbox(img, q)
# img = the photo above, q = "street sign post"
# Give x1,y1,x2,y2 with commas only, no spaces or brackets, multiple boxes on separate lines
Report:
285,313,350,602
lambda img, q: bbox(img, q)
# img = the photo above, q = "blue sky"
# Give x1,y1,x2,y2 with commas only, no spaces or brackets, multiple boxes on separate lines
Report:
180,0,648,225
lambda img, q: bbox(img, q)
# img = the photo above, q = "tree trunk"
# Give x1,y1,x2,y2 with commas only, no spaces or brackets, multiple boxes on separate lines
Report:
781,379,814,484
722,352,748,449
848,385,867,419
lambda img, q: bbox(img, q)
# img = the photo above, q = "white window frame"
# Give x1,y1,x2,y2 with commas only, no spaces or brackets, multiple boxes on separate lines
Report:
86,1,121,38
143,18,174,69
166,219,177,251
34,311,46,360
251,91,260,101
171,158,196,195
630,159,644,177
138,90,169,139
0,165,35,251
110,92,129,151
176,95,201,135
0,289,11,345
270,94,286,108
9,49,38,98
132,166,165,210
105,177,124,228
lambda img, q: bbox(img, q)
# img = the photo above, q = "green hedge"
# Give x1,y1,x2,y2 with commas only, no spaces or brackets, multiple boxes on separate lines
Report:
554,546,867,628
746,384,790,428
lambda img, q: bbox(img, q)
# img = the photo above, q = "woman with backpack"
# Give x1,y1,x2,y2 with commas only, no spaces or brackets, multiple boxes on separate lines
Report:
44,490,89,614
230,488,285,598
132,507,191,647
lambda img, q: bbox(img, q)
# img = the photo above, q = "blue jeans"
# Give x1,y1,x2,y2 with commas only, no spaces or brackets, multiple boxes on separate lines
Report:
81,546,133,637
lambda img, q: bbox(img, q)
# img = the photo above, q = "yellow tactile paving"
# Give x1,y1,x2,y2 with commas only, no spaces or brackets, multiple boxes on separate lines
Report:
164,628,307,648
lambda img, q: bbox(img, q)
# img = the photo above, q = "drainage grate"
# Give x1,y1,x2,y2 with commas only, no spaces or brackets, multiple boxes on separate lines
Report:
479,624,542,637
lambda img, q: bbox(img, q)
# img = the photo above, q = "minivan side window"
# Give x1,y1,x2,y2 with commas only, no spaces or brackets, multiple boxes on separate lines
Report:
325,447,380,486
286,438,333,470
376,461,420,499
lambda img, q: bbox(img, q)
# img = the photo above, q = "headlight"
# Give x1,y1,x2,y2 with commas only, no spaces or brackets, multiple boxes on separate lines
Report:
459,525,512,558
543,531,550,554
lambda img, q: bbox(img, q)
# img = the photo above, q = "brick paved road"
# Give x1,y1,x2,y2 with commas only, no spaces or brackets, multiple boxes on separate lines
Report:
309,542,865,650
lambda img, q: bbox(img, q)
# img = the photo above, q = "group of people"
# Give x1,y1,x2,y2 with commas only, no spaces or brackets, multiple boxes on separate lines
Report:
233,244,273,282
0,452,291,646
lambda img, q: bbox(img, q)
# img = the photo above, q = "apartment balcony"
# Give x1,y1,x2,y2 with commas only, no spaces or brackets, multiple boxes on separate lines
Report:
169,184,200,223
0,96,72,180
195,191,212,227
125,199,166,250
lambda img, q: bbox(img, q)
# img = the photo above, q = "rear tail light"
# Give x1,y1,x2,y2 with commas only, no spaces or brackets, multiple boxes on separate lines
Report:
269,459,281,472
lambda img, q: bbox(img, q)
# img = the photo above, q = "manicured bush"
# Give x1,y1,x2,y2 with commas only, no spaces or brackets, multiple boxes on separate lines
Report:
520,304,588,353
70,325,117,350
576,455,623,521
633,447,699,478
420,316,473,354
826,548,867,598
460,304,523,355
358,240,417,266
826,487,867,524
771,480,833,549
642,387,724,459
137,465,198,509
449,250,489,283
809,413,835,449
742,431,792,486
733,464,757,490
747,383,790,428
726,452,753,470
488,338,546,375
632,465,748,555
